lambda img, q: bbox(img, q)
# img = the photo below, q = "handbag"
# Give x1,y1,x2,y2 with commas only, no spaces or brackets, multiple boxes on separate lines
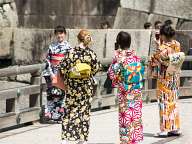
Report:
52,71,66,90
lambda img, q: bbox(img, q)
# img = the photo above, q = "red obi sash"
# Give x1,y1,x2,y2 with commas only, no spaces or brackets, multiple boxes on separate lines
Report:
50,53,64,66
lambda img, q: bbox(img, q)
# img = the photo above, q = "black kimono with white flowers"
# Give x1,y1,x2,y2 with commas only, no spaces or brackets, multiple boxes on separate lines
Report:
59,46,101,141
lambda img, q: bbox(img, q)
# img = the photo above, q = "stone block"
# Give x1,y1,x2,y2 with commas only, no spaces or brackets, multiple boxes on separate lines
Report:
16,74,31,83
90,29,108,60
0,7,8,27
19,95,29,110
15,0,43,15
106,29,151,59
41,0,71,16
17,15,45,28
177,20,192,30
0,28,13,58
113,8,149,29
40,0,100,16
149,30,158,56
49,15,114,29
148,13,178,29
19,15,113,29
102,0,120,16
0,0,14,4
2,3,18,27
175,31,192,53
121,0,192,20
65,0,118,16
120,0,151,12
67,29,82,48
153,0,192,20
14,0,118,28
0,100,6,113
87,16,115,29
72,0,101,16
13,28,54,64
15,0,118,16
149,30,192,56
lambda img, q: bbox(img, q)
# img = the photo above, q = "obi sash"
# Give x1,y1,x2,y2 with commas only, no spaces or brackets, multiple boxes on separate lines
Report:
50,53,64,66
166,52,185,76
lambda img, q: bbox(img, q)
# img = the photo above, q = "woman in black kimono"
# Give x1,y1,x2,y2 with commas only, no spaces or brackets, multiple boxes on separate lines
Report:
59,29,101,144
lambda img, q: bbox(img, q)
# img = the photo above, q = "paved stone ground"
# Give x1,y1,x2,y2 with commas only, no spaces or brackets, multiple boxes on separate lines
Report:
0,99,192,144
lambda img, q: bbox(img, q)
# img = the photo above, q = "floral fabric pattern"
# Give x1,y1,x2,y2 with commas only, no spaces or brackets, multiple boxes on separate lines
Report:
43,41,71,121
108,49,143,144
59,46,101,141
150,40,181,132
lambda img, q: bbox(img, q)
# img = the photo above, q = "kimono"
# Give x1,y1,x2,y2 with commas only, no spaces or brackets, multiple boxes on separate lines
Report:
43,41,70,121
149,40,183,132
108,49,144,144
59,46,101,141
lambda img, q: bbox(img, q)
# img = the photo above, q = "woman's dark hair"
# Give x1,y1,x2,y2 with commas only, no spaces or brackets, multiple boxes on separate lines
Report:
54,25,66,34
115,31,131,50
160,24,175,38
144,22,152,29
154,20,162,29
164,19,173,26
100,21,111,29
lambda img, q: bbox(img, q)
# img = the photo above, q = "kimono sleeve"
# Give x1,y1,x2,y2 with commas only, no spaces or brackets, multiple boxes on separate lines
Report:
108,58,122,87
43,45,54,76
89,50,102,76
59,52,72,79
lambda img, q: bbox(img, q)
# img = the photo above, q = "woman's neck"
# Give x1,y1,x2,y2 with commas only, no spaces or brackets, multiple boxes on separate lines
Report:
57,40,65,44
79,43,86,48
164,38,173,43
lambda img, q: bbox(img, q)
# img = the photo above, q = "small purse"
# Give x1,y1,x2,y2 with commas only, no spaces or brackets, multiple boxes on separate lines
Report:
52,71,66,90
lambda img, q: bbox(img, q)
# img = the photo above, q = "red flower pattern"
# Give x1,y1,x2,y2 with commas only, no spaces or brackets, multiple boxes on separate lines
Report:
108,49,143,144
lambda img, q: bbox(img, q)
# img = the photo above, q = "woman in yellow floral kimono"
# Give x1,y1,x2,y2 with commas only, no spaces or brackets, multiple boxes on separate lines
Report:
59,29,101,144
150,24,184,137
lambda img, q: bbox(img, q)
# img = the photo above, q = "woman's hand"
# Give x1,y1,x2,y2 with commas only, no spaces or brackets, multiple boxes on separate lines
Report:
51,74,57,84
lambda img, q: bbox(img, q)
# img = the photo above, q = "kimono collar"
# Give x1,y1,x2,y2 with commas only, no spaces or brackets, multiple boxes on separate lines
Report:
57,41,71,49
162,40,180,52
115,49,135,57
114,49,136,63
57,41,66,45
79,43,86,49
72,43,88,52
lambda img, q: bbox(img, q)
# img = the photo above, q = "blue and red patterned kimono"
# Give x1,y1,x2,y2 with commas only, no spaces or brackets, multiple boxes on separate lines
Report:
108,49,144,144
43,41,70,121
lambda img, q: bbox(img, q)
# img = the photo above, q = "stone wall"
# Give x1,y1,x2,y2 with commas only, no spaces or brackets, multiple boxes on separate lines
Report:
0,28,13,59
1,28,192,65
0,0,119,29
0,28,152,64
14,0,119,29
113,8,149,29
1,0,192,29
13,28,54,64
120,0,192,19
118,0,192,30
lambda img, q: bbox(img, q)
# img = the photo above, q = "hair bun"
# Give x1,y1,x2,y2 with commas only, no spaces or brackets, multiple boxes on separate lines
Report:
83,34,92,46
77,29,93,47
160,24,175,38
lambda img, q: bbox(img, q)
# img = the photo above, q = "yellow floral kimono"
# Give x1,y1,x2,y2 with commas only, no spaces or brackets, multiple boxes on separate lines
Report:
59,46,101,141
150,40,183,132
